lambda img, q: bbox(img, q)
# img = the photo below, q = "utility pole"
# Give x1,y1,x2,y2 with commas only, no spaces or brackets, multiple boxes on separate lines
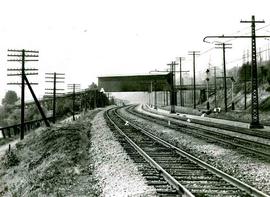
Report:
206,69,210,110
45,72,65,123
167,61,178,113
177,57,184,106
150,81,153,107
67,84,81,121
176,57,189,107
21,50,25,139
166,91,169,106
7,49,27,140
7,49,49,140
204,15,269,128
208,60,217,108
241,16,264,128
231,77,236,110
154,81,157,109
188,51,200,109
148,88,151,106
215,43,232,112
243,50,248,110
213,67,217,108
163,91,166,106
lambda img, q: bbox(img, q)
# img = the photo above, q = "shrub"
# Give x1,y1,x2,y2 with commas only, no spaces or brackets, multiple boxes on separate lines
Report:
266,86,270,92
4,150,20,167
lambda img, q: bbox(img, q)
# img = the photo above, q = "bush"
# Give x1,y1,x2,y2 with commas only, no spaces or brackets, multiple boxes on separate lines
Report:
266,86,270,92
4,150,20,168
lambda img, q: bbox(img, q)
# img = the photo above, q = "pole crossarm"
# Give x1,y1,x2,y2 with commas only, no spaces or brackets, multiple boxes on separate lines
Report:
215,43,232,49
8,49,39,53
240,19,265,23
45,77,65,79
8,73,38,76
203,35,270,42
45,88,65,90
46,81,65,83
7,82,38,85
7,68,38,71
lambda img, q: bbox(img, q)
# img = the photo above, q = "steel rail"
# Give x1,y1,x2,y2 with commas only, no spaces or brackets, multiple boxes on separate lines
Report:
116,106,269,197
106,108,195,197
143,105,270,142
146,106,270,139
138,106,270,159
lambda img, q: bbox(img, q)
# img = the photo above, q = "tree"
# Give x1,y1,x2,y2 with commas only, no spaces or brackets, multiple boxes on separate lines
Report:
2,90,19,105
89,82,98,90
238,63,251,82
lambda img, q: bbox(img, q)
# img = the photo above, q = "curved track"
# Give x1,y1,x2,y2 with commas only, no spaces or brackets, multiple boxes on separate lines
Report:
127,105,270,160
105,107,269,197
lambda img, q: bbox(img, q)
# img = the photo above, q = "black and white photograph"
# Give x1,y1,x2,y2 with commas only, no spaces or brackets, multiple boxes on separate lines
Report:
0,0,269,196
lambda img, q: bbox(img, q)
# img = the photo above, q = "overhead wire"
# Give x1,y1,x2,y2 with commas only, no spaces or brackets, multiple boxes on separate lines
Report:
199,26,250,56
200,23,270,57
200,22,270,66
177,22,270,73
226,46,270,65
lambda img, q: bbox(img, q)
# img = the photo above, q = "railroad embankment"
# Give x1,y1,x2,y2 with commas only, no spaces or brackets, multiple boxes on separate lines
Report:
0,107,155,196
0,109,101,196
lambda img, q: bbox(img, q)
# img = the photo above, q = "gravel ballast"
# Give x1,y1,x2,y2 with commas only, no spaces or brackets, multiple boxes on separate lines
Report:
90,109,156,196
119,105,270,195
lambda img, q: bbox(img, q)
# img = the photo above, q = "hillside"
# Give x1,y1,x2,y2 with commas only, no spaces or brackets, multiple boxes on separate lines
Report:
0,108,155,196
0,110,101,196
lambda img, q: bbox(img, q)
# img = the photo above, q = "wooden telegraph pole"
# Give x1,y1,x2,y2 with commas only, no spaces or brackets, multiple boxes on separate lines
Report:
67,84,81,121
45,72,65,123
215,43,232,112
188,51,200,109
167,61,178,113
7,49,50,140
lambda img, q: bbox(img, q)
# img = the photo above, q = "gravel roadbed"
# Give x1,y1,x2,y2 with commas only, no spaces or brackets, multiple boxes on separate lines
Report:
143,105,270,146
118,106,270,195
90,109,156,196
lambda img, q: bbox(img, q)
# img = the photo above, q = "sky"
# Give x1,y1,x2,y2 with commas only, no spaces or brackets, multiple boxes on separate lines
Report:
1,0,270,102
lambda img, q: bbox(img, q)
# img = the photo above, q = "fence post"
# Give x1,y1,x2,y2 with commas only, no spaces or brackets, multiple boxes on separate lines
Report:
1,129,6,139
7,128,11,138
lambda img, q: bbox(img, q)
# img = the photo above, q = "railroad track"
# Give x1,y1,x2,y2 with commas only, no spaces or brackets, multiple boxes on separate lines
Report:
105,107,269,197
152,106,270,140
125,105,270,160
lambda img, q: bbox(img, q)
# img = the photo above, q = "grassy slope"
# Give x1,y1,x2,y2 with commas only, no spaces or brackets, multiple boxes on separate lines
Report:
0,110,101,197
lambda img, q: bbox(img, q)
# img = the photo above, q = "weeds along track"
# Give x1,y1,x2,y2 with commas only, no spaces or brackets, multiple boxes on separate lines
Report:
105,107,269,197
128,105,270,160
